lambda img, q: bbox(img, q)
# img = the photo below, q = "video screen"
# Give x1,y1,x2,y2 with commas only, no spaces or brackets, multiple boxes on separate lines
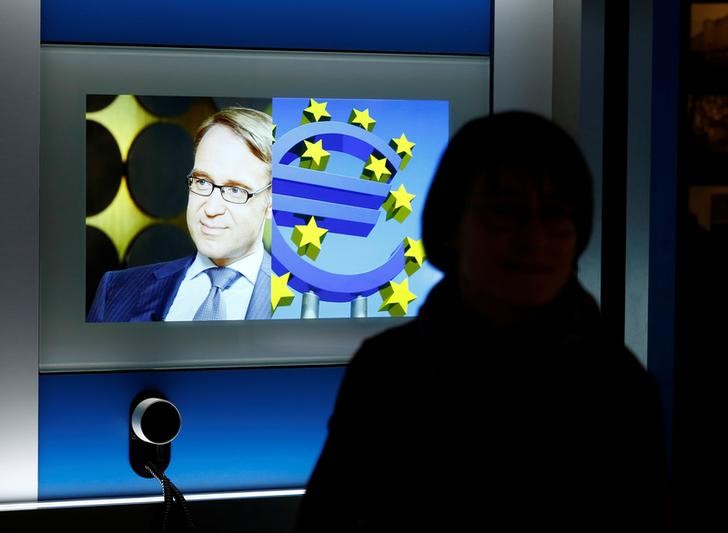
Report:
86,95,447,322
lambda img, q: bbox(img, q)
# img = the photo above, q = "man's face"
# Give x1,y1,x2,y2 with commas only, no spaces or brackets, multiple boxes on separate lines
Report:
187,125,271,267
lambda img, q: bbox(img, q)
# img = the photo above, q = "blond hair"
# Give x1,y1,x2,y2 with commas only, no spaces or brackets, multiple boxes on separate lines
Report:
194,107,273,181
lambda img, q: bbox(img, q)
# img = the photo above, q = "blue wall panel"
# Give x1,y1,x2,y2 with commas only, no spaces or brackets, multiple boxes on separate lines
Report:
39,366,345,499
41,0,491,55
648,0,680,471
38,0,488,503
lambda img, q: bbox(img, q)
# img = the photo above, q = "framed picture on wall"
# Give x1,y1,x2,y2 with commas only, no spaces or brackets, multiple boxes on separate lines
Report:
687,2,728,230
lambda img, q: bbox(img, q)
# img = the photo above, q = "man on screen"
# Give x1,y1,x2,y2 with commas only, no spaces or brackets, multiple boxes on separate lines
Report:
87,107,273,322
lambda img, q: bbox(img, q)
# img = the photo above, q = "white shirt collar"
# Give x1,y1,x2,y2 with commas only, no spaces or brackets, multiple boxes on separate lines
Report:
187,247,264,285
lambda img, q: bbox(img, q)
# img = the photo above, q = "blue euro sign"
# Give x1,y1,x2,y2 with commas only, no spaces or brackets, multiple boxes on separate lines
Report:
271,121,406,302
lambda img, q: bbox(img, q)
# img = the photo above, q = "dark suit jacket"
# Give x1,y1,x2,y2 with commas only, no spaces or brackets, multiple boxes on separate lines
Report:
87,252,272,322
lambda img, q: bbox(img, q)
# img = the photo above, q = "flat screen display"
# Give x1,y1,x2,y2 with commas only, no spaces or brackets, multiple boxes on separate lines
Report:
85,95,446,323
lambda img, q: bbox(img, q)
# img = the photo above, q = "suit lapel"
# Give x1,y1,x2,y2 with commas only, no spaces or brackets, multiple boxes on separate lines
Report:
130,257,193,321
245,251,272,319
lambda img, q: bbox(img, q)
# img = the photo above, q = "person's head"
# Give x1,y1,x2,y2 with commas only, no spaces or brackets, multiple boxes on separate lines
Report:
186,107,273,267
422,111,593,323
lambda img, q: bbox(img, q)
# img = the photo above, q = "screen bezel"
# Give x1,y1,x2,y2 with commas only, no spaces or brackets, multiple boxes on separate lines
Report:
40,45,490,372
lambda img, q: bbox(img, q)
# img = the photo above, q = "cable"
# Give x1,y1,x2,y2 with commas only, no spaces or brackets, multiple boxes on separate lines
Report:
168,481,195,531
145,464,173,533
145,462,196,532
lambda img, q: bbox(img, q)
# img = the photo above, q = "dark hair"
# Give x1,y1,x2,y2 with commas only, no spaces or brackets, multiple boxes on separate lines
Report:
422,111,593,274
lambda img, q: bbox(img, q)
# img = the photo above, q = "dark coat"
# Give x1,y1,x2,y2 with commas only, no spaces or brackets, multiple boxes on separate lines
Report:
297,277,667,532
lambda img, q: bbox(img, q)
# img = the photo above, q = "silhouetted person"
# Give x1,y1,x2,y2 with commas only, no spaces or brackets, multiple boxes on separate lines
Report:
296,112,667,532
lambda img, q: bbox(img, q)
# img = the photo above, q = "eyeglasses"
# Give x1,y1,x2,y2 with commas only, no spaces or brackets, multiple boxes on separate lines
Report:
187,175,271,205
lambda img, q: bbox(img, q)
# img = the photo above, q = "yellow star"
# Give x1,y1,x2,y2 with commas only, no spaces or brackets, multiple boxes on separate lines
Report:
348,108,376,132
301,98,331,124
361,154,392,182
382,184,415,223
389,133,415,169
291,216,329,260
271,272,295,313
403,237,426,275
299,139,330,170
379,278,416,317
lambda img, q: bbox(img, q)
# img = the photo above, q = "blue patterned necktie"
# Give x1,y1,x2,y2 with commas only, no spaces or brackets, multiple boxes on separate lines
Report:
193,267,242,321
